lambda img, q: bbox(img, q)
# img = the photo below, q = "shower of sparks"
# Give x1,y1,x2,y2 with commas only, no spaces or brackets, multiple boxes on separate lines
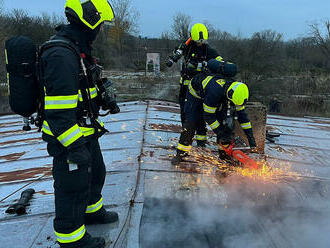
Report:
235,161,302,183
182,148,303,183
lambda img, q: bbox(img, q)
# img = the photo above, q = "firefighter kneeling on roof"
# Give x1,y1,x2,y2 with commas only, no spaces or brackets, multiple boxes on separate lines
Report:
40,1,119,248
171,59,257,165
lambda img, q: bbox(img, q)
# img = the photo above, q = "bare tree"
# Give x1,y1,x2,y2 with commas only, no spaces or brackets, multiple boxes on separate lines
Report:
241,30,284,80
110,0,139,55
202,21,217,40
161,31,171,40
111,0,139,34
309,20,330,59
171,12,191,41
0,0,5,35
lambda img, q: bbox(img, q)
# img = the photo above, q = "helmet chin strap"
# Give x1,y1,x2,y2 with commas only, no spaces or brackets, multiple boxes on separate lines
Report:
59,23,101,57
84,24,101,43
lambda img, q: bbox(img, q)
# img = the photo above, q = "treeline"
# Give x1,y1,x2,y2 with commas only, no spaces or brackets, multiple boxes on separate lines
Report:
0,8,175,82
1,8,329,76
0,6,329,110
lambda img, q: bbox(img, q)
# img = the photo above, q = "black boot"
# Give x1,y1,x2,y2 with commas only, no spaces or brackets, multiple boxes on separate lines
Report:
171,154,184,165
218,150,232,163
85,207,119,225
196,140,207,147
60,232,105,248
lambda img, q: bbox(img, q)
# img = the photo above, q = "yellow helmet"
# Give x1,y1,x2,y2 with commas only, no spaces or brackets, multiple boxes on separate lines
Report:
190,23,208,41
227,82,249,106
65,0,115,30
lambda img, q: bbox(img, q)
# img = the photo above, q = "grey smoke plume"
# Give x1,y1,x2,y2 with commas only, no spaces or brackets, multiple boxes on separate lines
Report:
140,172,330,248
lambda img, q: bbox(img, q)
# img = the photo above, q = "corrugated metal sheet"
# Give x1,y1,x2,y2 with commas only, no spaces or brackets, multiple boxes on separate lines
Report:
0,101,330,248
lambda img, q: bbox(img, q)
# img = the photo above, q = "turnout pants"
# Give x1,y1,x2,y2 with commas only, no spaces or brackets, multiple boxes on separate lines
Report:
47,138,106,245
177,93,233,155
177,93,205,154
179,79,207,143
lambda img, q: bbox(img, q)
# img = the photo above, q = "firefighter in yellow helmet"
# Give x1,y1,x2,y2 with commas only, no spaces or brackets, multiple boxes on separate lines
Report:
40,1,119,248
166,23,223,147
171,59,256,165
190,23,209,43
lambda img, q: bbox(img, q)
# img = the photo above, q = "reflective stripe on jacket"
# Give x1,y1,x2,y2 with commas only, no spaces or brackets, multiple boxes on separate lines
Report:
41,41,102,148
188,73,253,135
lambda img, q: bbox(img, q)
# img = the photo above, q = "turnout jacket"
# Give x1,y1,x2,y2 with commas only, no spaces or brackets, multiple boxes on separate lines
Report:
40,24,104,149
180,42,223,85
188,73,253,137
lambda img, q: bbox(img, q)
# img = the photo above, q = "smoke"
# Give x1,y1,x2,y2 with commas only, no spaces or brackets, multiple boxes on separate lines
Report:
140,172,330,248
152,83,176,101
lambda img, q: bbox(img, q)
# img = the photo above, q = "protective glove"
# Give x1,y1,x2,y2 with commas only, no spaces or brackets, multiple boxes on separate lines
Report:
67,144,91,166
196,61,208,71
216,128,233,145
101,79,120,114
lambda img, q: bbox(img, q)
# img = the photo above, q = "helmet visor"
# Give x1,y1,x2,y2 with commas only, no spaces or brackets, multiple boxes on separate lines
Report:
195,39,207,45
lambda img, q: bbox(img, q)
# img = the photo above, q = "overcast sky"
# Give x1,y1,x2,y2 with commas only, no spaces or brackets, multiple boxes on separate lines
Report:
3,0,330,40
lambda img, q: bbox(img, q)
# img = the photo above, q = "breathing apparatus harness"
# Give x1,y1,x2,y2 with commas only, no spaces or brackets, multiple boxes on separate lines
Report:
39,38,115,136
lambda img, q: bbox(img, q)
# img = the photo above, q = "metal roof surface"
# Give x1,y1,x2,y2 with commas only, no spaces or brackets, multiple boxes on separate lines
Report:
0,100,330,248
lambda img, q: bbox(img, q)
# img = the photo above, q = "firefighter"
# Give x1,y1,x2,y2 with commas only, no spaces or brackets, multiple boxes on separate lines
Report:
40,1,119,248
171,59,257,165
166,23,223,147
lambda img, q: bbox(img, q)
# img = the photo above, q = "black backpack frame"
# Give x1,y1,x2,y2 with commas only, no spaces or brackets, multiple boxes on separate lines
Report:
5,36,81,131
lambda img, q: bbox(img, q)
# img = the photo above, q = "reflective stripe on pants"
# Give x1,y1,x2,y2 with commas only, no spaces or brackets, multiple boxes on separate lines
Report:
86,197,103,214
55,225,86,244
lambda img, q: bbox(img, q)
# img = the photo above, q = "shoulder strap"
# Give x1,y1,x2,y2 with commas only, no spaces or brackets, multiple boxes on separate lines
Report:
36,39,82,131
39,38,81,60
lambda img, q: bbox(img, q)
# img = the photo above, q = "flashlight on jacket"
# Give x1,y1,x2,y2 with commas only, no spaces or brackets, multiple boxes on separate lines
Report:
166,49,183,67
